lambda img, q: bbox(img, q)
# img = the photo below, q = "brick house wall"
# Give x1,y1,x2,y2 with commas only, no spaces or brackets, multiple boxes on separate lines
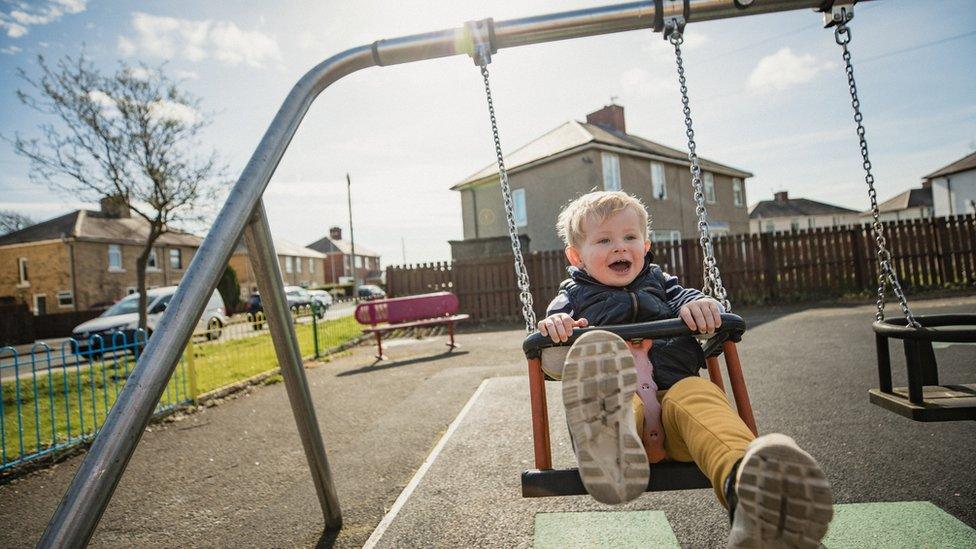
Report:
459,150,750,253
0,240,72,314
229,252,327,300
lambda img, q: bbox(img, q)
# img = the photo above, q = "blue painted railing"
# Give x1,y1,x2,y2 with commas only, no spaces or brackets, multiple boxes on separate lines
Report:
0,330,189,473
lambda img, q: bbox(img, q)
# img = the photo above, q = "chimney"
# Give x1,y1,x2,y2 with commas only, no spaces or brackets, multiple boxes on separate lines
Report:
329,226,342,240
99,194,130,218
774,191,789,203
586,104,626,134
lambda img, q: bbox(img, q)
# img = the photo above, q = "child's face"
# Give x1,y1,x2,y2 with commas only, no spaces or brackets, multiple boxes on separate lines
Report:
566,207,651,287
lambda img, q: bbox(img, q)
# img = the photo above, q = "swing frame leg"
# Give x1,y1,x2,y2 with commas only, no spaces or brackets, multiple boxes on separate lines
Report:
527,357,552,470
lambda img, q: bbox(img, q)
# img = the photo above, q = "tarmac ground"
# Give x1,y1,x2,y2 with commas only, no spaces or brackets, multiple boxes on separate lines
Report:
0,295,973,548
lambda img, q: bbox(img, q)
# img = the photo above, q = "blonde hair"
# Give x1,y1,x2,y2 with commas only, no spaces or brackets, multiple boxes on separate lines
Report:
556,191,650,248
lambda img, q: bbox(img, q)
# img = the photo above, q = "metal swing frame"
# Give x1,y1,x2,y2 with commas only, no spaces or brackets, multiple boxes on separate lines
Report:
39,1,875,546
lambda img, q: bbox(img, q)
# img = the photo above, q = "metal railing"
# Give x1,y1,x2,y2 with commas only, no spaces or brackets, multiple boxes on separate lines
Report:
2,303,358,474
39,1,866,545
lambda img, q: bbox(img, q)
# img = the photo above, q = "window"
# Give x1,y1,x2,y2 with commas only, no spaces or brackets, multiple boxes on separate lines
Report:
108,244,123,271
169,248,182,269
57,291,74,308
356,256,364,269
732,178,744,207
33,294,47,316
147,248,159,270
651,162,667,200
512,188,527,228
651,230,681,243
765,221,775,233
344,256,350,270
309,258,314,273
285,256,294,274
296,256,302,273
17,257,29,286
790,219,800,232
808,218,815,229
703,172,716,204
602,152,621,191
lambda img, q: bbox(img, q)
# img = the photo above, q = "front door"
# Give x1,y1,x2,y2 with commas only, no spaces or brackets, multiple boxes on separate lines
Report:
34,294,47,315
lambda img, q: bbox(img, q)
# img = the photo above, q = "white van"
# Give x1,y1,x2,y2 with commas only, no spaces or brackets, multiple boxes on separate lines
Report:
72,286,228,356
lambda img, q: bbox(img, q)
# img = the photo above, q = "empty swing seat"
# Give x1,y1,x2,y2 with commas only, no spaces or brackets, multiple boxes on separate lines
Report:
870,314,976,422
520,314,752,498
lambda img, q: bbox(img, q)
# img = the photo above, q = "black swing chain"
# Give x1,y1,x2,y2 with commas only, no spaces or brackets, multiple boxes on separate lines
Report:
668,27,732,313
478,64,537,333
833,18,918,327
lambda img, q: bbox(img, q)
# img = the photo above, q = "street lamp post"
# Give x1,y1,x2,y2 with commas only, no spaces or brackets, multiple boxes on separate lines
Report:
346,173,357,300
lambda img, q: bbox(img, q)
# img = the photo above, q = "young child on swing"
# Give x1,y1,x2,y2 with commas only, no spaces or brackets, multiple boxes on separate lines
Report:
538,191,833,548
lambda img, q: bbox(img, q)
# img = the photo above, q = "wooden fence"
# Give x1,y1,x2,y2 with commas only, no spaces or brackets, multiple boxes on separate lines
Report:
386,215,976,323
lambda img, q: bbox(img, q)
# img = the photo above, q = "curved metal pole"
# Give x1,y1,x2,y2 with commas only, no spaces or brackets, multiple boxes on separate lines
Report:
39,1,864,546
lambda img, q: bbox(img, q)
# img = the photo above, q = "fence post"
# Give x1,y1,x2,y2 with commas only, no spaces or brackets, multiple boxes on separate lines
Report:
184,343,198,404
850,226,866,291
759,232,777,301
311,302,320,358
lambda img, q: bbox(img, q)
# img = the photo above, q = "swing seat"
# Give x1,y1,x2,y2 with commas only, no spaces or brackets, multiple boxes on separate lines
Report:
870,314,976,422
520,314,753,498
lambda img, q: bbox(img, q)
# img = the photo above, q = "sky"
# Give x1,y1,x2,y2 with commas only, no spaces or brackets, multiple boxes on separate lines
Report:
1,0,974,265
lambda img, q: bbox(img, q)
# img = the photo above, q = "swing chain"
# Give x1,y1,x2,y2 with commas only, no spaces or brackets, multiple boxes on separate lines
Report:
668,28,731,313
478,64,537,333
832,17,919,327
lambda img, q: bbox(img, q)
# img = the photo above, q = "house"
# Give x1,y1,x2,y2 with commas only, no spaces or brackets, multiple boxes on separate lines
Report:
750,191,861,233
306,226,382,285
448,104,753,258
861,186,934,223
0,197,201,314
924,151,976,217
228,238,328,300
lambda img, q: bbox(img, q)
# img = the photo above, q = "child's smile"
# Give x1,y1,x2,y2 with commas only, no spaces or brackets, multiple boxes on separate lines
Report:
567,207,650,287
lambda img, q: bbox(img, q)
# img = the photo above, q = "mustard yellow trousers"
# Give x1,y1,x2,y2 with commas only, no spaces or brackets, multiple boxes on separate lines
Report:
633,376,755,506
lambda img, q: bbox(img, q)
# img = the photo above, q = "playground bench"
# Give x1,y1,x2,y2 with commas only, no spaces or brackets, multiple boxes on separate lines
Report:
354,291,469,360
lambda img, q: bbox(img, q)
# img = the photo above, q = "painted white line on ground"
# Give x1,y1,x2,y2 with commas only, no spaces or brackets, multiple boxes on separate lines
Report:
362,378,490,549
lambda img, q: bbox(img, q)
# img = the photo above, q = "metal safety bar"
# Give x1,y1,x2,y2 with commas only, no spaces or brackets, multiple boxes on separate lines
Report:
39,1,872,545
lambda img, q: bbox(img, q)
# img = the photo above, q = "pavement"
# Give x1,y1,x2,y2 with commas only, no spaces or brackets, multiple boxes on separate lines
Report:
0,295,973,548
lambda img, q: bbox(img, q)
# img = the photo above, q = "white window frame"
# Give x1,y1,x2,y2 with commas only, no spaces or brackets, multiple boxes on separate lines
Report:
146,248,160,271
651,230,681,244
790,219,801,232
602,152,621,191
296,256,302,273
309,258,314,273
17,257,29,287
169,248,182,270
765,221,775,233
732,178,744,207
108,244,123,272
356,256,364,269
808,218,816,229
344,256,351,271
32,293,46,315
512,188,527,228
57,291,74,308
650,162,667,200
285,256,294,274
704,172,716,204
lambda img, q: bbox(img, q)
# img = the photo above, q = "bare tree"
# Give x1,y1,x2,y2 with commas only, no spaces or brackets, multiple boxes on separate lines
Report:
0,210,34,235
11,54,225,331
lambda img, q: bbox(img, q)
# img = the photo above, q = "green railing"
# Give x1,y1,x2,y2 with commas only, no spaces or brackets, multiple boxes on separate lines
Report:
1,302,361,473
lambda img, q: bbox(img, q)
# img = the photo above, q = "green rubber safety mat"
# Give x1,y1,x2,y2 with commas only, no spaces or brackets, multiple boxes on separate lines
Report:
824,501,976,549
534,510,680,549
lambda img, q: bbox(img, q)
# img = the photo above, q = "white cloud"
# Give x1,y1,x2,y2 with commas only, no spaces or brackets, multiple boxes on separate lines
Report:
149,100,200,125
1,45,22,55
0,0,86,38
118,12,281,68
174,69,199,80
128,66,154,80
747,48,835,93
87,90,120,117
620,67,672,99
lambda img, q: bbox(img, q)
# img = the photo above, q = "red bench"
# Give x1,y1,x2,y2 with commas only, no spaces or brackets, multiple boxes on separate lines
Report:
354,291,469,360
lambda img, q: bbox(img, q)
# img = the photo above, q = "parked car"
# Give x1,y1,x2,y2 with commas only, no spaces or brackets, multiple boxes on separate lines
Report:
357,285,387,300
245,286,317,328
307,289,333,316
72,286,228,357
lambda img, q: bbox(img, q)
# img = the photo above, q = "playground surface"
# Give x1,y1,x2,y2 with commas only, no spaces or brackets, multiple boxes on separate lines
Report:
0,295,973,548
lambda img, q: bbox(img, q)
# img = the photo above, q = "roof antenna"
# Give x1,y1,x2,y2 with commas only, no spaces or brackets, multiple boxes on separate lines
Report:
610,95,619,105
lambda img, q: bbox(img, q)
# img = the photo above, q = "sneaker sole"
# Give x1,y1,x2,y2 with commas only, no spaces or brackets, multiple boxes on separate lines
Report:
562,330,649,505
732,433,834,549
